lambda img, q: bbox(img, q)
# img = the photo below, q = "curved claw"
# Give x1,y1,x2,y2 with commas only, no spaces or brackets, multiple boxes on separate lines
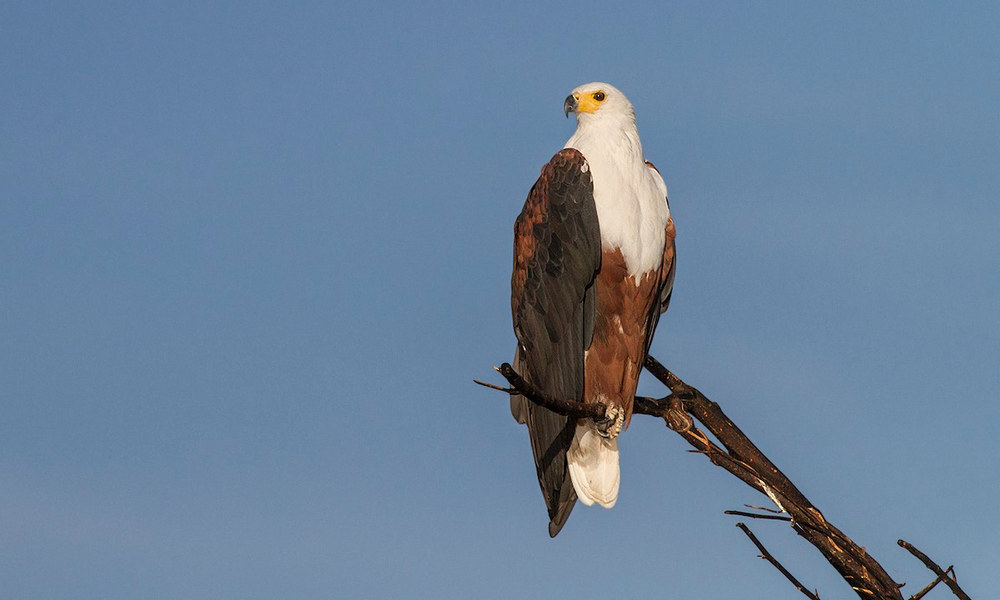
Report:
595,405,625,439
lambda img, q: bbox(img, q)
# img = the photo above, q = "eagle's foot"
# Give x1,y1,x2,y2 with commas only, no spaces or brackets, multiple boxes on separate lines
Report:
664,396,694,432
595,406,624,439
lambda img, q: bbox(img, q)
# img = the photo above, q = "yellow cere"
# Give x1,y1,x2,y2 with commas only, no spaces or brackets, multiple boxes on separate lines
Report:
574,91,606,114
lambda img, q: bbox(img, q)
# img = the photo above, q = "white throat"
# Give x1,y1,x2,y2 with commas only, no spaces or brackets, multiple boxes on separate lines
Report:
564,115,670,277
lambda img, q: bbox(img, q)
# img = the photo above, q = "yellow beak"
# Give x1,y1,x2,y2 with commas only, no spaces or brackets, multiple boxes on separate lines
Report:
564,92,601,117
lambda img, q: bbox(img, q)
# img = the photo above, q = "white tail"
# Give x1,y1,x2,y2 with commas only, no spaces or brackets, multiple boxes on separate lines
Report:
567,421,619,508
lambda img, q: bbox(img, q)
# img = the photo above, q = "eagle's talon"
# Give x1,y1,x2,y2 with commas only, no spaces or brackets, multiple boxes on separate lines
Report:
595,406,625,439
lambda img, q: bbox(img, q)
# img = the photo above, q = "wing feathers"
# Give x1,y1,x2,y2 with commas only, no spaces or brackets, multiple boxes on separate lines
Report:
511,148,601,536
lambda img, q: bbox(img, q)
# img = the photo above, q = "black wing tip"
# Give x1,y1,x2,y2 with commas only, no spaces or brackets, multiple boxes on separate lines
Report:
548,520,564,538
546,502,575,537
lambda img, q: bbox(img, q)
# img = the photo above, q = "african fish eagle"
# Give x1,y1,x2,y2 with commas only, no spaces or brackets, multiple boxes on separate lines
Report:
510,82,676,537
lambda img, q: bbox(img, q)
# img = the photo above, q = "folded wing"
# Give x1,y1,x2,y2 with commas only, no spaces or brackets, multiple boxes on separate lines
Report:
510,148,602,537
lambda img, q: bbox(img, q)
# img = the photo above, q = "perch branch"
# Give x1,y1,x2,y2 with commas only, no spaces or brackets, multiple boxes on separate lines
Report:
640,355,904,600
480,356,971,600
492,362,607,420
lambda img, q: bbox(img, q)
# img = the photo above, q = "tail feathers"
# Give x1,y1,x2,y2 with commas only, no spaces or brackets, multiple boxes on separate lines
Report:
567,421,620,508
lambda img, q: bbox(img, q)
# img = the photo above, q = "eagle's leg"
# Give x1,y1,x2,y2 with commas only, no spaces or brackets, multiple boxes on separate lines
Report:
595,405,625,439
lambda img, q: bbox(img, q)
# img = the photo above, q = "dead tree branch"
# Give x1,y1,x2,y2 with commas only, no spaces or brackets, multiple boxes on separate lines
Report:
491,363,607,420
640,355,903,600
908,569,951,600
737,522,821,600
479,355,973,599
898,540,971,600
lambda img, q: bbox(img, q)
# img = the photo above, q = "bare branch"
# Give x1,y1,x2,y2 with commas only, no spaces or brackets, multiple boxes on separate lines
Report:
481,356,973,599
898,540,971,600
639,355,904,600
737,522,821,600
725,510,793,523
473,379,514,393
494,362,606,420
745,504,788,514
908,568,950,600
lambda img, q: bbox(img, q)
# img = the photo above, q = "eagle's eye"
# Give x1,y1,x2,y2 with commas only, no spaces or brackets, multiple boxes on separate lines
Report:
593,92,606,102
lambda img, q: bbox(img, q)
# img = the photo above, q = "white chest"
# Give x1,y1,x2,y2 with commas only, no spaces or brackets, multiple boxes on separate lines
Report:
567,141,671,277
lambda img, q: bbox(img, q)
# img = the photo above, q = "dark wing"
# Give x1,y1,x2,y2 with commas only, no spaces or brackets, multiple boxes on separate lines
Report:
510,148,601,537
642,217,676,357
642,161,677,358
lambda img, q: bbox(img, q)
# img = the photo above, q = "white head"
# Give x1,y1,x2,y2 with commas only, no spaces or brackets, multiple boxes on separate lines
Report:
563,82,636,127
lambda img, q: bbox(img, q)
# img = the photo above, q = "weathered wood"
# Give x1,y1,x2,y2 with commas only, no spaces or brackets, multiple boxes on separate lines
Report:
496,362,607,420
736,522,821,600
481,355,972,600
898,540,971,600
640,355,903,600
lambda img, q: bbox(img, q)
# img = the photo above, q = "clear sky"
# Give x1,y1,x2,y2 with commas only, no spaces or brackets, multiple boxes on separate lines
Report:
2,2,998,599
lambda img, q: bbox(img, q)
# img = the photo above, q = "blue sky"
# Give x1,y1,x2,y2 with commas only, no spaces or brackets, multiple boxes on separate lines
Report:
2,2,998,598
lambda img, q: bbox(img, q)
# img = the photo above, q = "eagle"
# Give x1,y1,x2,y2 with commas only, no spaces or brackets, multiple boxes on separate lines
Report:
510,82,676,537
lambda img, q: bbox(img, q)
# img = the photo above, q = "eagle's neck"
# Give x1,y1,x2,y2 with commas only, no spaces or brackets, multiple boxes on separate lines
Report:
564,116,669,277
565,112,643,165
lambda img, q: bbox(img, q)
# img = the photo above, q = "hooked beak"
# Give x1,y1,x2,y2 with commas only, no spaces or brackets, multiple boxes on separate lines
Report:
563,94,578,118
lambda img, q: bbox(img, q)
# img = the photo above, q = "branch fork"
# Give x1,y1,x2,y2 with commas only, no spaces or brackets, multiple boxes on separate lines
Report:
477,356,972,600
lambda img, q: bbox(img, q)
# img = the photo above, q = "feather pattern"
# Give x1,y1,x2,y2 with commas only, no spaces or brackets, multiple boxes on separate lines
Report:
510,82,675,534
511,148,602,537
562,82,674,510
